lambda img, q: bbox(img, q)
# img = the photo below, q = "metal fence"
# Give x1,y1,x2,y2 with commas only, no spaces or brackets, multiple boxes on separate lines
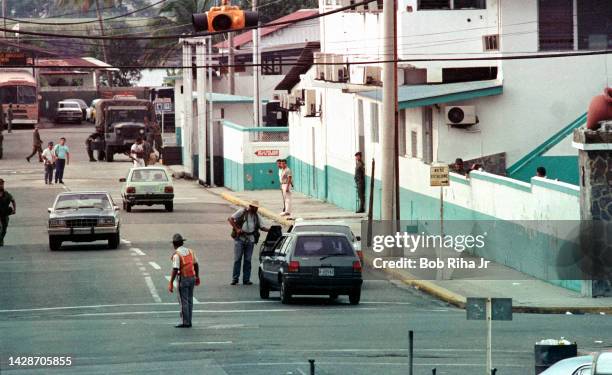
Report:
248,128,289,142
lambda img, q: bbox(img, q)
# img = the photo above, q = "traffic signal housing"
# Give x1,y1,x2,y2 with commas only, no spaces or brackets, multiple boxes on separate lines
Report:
192,5,259,33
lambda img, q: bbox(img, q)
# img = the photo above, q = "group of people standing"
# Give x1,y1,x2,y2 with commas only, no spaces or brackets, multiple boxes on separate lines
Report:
25,126,70,184
128,116,163,168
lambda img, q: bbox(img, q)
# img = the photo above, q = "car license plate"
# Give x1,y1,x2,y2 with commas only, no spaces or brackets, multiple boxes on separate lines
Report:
318,268,334,277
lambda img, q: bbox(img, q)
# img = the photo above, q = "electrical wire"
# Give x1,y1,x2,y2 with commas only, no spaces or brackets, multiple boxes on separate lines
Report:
1,0,170,26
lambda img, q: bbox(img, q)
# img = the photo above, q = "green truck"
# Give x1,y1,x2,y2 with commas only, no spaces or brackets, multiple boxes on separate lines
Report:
92,98,156,162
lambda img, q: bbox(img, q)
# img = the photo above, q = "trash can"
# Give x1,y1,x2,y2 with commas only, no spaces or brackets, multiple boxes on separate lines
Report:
534,341,578,374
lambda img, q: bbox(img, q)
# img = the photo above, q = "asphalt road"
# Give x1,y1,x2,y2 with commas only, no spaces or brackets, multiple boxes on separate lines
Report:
0,124,610,375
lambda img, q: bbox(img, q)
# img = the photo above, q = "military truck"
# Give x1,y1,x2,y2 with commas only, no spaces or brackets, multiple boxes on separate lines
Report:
92,98,156,162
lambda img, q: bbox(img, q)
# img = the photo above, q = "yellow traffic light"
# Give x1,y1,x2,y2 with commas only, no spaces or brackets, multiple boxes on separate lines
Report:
192,5,259,33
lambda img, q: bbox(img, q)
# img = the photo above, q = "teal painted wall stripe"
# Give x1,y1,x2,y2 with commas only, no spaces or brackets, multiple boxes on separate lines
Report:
531,176,580,197
398,86,503,110
470,172,532,192
223,158,281,191
507,112,587,176
449,174,471,185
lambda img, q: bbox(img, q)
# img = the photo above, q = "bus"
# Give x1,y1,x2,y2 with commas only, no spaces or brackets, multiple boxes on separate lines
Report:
0,69,39,127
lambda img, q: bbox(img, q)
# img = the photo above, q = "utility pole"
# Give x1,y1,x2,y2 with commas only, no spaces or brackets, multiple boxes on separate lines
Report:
381,0,397,220
252,0,261,127
196,40,207,184
228,32,235,95
93,0,111,86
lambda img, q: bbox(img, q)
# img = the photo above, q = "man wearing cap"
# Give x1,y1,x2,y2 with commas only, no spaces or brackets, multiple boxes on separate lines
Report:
168,233,200,328
228,201,269,285
41,142,56,184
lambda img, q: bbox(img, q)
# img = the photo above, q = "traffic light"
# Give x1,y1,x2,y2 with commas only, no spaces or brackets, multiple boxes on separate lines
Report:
192,4,259,33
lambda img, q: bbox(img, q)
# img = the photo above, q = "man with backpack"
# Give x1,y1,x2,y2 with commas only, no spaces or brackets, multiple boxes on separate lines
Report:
228,201,269,286
168,233,200,328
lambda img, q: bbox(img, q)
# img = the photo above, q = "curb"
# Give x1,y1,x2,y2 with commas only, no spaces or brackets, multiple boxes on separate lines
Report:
217,191,612,315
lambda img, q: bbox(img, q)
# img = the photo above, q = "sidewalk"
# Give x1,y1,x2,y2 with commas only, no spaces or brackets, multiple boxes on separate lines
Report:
167,165,612,314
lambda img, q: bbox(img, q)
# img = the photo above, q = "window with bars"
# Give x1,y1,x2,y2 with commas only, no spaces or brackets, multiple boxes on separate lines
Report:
262,55,282,75
538,0,573,51
411,131,418,158
418,0,485,10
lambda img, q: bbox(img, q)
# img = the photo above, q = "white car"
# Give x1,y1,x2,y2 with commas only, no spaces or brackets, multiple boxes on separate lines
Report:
55,100,83,124
288,220,363,264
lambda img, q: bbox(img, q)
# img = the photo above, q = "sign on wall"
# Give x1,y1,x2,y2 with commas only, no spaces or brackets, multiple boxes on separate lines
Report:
430,165,450,187
0,52,30,66
254,149,280,157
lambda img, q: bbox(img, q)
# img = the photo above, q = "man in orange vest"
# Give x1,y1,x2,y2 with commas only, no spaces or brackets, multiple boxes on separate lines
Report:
168,233,200,328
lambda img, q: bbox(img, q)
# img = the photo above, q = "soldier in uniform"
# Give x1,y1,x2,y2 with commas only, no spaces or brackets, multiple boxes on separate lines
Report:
145,115,163,161
86,131,104,162
354,152,366,213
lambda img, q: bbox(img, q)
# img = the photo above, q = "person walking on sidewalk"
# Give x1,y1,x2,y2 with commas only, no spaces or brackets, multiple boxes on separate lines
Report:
276,159,285,213
42,142,56,184
26,125,44,163
0,179,16,247
53,137,70,184
279,160,293,217
228,201,269,285
354,152,366,213
168,233,200,328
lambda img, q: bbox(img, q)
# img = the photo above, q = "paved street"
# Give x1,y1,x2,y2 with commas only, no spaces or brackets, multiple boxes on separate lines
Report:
0,125,610,375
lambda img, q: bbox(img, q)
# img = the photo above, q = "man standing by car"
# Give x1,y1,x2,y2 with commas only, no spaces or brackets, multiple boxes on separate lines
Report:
279,160,293,217
0,179,16,247
228,201,269,285
167,233,200,328
53,137,70,184
26,125,44,163
42,142,55,184
354,152,366,213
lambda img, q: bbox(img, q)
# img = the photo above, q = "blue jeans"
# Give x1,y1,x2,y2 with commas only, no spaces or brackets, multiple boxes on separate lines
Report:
232,239,255,283
55,159,66,183
178,276,195,326
44,164,54,184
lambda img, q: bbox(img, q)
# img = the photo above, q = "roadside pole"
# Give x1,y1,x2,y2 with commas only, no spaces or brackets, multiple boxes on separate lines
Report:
181,40,194,176
228,32,235,95
486,297,492,375
196,39,207,184
381,0,396,221
208,37,215,186
252,0,261,127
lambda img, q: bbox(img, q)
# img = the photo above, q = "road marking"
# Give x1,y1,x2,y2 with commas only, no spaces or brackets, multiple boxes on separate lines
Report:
130,248,146,256
149,261,161,270
74,309,299,317
0,301,276,313
139,267,146,272
144,276,162,303
296,369,307,375
121,239,132,245
143,272,150,277
170,341,232,346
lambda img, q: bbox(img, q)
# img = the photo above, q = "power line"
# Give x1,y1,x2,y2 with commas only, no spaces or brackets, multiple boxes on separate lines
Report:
12,49,612,70
0,0,379,40
1,0,169,26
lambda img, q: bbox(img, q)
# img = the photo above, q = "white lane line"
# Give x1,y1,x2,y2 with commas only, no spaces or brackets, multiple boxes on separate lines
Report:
297,369,307,375
149,261,161,270
130,248,146,256
144,276,162,303
74,309,298,317
139,267,146,272
170,341,232,346
143,272,150,277
0,301,275,313
120,239,132,245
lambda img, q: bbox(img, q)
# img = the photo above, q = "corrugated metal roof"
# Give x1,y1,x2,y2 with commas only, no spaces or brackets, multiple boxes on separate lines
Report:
215,9,318,49
356,80,503,108
38,57,116,71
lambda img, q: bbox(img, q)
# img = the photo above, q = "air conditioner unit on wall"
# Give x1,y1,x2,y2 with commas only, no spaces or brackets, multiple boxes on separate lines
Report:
287,95,299,111
314,52,325,80
324,54,334,82
445,106,477,127
364,66,382,85
331,55,345,82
